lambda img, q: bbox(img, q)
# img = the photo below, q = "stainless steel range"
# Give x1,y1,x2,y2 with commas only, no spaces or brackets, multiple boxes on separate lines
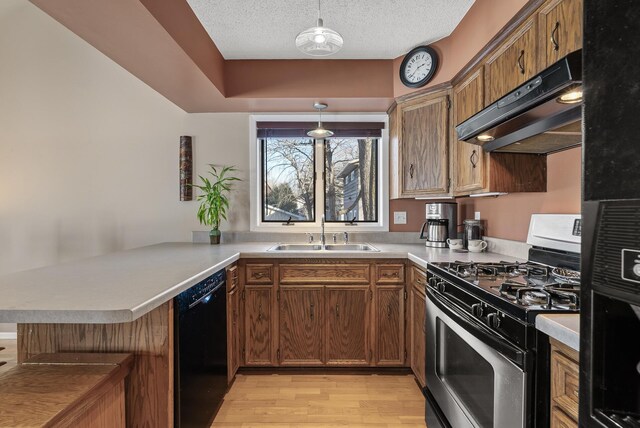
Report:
424,214,581,428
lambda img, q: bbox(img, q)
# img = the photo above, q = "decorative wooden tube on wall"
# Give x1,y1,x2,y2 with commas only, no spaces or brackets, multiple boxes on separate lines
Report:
179,136,193,201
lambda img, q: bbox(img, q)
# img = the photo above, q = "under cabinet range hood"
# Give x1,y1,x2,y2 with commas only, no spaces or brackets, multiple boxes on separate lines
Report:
456,50,582,154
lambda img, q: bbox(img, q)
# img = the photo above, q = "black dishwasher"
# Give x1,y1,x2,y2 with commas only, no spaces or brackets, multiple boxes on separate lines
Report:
174,269,227,427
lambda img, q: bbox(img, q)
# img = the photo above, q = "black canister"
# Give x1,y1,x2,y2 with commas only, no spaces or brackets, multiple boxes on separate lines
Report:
463,219,483,249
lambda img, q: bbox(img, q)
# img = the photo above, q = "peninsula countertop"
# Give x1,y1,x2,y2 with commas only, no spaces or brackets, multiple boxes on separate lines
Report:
0,242,521,324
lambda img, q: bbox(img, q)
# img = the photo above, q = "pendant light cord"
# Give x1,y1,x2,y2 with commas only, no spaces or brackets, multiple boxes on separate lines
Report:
318,0,321,20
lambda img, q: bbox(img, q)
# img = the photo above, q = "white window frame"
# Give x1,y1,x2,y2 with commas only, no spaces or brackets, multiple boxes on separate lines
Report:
249,113,389,232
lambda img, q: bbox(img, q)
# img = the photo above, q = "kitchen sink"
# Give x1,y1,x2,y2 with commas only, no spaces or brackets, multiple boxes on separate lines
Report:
267,243,379,252
324,243,379,252
268,244,323,251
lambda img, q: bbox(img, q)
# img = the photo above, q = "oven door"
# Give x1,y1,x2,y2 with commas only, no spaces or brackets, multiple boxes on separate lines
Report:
426,288,527,428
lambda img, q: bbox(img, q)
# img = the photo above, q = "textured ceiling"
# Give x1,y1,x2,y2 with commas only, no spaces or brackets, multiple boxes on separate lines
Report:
186,0,475,60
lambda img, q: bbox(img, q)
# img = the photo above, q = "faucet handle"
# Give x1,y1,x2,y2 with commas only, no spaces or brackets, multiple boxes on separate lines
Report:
306,233,314,243
343,232,349,244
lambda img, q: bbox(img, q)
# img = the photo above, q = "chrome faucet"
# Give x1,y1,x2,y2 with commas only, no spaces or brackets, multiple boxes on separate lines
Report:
321,214,326,248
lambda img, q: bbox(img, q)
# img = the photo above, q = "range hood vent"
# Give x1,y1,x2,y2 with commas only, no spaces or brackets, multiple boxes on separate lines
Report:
456,50,582,154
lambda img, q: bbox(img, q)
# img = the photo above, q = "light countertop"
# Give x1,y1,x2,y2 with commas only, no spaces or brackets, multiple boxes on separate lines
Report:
0,242,521,324
536,314,580,351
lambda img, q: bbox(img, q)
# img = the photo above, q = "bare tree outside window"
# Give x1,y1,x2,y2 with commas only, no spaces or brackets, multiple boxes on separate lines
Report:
262,138,315,222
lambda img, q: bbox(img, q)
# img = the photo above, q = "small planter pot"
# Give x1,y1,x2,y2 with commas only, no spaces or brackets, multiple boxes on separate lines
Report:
209,230,221,245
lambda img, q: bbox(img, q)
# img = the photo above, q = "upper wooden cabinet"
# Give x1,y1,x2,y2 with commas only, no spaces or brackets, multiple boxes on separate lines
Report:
484,16,538,105
538,0,583,67
452,68,486,195
397,89,450,197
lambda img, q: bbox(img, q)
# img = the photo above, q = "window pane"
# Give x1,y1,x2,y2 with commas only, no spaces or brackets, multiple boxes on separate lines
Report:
324,138,378,222
262,138,315,222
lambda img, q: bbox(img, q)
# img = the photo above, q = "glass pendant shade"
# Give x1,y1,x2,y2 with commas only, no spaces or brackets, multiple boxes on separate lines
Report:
296,18,343,56
307,102,334,138
307,122,334,138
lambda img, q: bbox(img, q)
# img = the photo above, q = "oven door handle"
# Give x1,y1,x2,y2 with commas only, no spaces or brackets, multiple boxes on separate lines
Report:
427,288,526,368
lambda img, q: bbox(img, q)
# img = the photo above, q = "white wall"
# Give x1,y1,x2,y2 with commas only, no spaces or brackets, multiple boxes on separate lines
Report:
0,1,250,332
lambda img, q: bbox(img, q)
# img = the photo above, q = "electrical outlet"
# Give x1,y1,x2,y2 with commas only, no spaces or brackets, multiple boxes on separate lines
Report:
394,211,407,225
474,211,481,220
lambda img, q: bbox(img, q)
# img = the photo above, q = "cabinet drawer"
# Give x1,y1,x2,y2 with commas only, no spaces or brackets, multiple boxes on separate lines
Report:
280,264,370,285
551,349,580,420
375,264,405,284
245,263,274,285
411,265,427,287
551,406,577,428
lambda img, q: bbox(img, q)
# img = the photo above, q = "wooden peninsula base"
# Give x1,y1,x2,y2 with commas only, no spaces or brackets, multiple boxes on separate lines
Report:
17,301,174,427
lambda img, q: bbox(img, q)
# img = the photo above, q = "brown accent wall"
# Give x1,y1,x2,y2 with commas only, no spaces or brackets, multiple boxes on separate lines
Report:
393,0,529,98
389,147,582,241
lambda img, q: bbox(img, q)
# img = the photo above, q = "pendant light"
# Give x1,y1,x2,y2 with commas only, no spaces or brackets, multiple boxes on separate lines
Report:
307,103,334,138
295,0,343,57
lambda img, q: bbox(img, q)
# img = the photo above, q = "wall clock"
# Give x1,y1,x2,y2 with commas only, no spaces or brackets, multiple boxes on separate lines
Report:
399,45,439,88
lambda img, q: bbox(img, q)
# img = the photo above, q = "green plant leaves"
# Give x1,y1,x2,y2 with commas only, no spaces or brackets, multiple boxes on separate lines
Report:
194,165,241,231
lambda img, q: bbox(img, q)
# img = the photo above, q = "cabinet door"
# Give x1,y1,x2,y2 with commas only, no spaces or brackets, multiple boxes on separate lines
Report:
411,284,427,388
227,286,240,383
278,286,324,365
538,0,583,67
452,68,486,195
244,286,274,366
400,93,449,196
485,16,538,105
551,406,578,428
325,287,371,365
376,287,405,366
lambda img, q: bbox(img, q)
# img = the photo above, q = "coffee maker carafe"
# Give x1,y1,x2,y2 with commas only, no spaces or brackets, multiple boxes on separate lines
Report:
419,202,458,247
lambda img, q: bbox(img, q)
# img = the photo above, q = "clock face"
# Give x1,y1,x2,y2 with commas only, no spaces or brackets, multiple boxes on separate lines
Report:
400,46,439,88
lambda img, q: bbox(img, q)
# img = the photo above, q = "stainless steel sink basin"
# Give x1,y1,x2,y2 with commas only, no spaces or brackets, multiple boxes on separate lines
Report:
267,243,379,252
324,243,380,252
268,244,323,251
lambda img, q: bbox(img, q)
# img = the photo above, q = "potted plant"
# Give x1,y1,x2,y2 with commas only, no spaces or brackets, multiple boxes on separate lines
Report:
192,164,240,244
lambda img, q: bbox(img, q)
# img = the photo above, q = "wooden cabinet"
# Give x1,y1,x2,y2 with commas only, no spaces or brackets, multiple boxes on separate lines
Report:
410,265,427,388
326,286,371,365
452,68,486,195
280,263,370,285
245,263,274,285
538,0,583,67
278,286,324,365
485,16,538,105
550,338,579,427
243,286,275,366
375,263,405,285
226,263,241,383
375,286,405,366
398,90,450,197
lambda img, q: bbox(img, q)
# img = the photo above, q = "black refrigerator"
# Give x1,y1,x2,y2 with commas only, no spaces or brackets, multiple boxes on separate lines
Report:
580,1,640,426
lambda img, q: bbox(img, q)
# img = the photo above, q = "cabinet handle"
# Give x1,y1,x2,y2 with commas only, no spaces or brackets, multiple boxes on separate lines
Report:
310,303,314,320
409,164,415,179
382,272,398,278
258,304,262,321
470,149,478,169
517,50,525,75
253,272,265,279
387,304,392,319
551,21,560,51
336,304,340,318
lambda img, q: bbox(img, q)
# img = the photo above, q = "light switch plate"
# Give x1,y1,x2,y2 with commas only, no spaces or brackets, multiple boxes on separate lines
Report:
474,211,481,220
394,211,407,224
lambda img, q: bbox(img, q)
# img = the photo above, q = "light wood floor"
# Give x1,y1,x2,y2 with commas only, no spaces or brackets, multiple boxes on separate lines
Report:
212,373,427,428
0,339,17,375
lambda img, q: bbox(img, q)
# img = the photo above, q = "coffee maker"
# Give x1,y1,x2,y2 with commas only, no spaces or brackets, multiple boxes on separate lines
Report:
419,202,458,247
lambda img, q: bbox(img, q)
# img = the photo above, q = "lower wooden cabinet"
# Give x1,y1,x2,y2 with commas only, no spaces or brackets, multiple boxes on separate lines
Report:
410,281,427,388
227,285,240,383
243,286,275,366
278,286,324,365
326,286,371,365
550,338,579,427
238,260,409,368
376,286,405,366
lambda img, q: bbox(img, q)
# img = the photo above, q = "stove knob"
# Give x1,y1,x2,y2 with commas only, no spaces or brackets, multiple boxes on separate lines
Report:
437,282,446,293
471,303,483,318
487,313,501,329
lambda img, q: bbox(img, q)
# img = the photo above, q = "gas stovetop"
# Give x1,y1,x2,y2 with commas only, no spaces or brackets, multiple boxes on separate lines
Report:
428,260,581,322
